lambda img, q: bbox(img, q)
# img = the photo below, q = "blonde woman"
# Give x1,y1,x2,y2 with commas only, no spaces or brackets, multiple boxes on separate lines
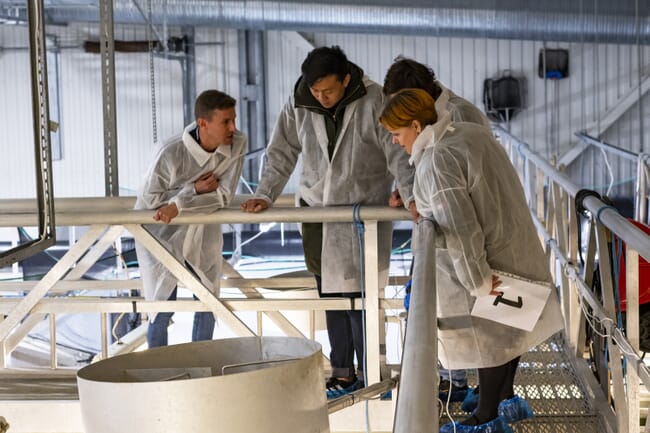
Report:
380,89,562,433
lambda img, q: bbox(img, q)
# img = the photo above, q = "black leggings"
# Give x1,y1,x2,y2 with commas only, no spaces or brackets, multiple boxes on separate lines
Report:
473,356,520,423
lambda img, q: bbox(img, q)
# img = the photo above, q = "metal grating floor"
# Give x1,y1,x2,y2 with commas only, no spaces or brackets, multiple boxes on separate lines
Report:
0,373,78,400
440,334,607,433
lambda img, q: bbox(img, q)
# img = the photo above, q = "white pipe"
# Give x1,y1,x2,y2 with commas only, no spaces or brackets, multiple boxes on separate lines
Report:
393,219,438,433
0,194,297,214
0,204,409,227
575,132,639,161
494,126,580,196
495,125,650,262
583,195,650,262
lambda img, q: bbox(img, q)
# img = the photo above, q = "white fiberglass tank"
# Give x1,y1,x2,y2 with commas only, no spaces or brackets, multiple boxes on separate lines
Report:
77,336,329,433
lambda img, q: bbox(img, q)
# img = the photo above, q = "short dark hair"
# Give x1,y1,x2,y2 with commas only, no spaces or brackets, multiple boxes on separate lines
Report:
194,90,236,121
383,57,442,100
301,46,350,87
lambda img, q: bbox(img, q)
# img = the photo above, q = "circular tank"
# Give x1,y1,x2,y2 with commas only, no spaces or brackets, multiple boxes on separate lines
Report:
77,336,329,433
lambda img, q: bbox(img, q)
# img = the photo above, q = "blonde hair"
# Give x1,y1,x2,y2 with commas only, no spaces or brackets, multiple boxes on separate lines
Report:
379,88,437,130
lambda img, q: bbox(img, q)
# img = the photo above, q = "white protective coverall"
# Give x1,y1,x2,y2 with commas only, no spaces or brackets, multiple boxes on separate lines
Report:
254,76,414,294
410,83,491,251
435,82,491,128
411,113,563,369
134,124,247,318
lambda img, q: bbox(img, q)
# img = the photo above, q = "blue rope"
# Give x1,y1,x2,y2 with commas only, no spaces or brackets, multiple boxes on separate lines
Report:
517,141,526,158
352,203,370,433
595,205,618,225
352,203,368,378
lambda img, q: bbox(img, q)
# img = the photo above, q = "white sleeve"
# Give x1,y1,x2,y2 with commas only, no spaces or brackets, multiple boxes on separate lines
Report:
421,146,492,296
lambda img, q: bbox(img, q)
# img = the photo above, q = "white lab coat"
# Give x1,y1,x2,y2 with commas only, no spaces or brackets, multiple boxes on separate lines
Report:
254,76,414,294
410,83,491,252
412,114,563,369
435,83,491,127
134,124,247,317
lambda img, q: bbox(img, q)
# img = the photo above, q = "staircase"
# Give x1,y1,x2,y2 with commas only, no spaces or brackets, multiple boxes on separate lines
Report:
440,335,611,432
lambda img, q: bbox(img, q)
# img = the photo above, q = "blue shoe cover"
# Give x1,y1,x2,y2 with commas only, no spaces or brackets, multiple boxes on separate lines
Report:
461,387,479,413
440,417,513,433
439,380,469,402
326,377,362,400
498,396,533,423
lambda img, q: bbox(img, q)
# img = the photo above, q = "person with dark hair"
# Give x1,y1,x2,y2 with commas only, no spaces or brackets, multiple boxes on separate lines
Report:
383,56,489,127
135,89,247,348
241,46,414,398
380,89,562,433
383,56,492,406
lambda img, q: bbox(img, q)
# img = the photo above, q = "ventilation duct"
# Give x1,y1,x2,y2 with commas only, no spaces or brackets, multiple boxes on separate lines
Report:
4,0,648,44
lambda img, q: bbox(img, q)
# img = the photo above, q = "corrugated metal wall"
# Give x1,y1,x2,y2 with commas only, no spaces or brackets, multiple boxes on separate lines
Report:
0,23,240,199
1,24,648,202
0,24,36,199
265,31,314,139
310,32,649,201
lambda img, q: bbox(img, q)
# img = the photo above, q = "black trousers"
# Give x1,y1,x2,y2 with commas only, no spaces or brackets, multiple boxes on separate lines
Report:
315,274,365,380
474,356,520,422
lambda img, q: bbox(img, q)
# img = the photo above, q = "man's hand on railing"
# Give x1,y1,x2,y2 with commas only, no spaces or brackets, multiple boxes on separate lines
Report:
154,203,179,224
241,198,269,213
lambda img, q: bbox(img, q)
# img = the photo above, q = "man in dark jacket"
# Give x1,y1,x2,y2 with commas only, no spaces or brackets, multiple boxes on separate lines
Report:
242,46,414,398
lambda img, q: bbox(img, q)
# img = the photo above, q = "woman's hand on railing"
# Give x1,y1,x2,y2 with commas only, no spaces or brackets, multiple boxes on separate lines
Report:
389,190,404,208
389,190,419,222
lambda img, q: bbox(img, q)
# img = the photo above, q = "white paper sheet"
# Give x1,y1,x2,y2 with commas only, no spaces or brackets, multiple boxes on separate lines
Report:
470,270,552,332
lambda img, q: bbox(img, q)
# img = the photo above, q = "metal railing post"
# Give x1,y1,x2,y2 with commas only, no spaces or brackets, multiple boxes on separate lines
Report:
626,247,640,433
636,154,649,224
393,219,438,433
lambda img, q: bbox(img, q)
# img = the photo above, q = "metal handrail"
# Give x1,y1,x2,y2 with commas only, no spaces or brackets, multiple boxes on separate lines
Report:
0,194,297,214
575,131,639,161
0,201,408,227
496,126,650,261
494,127,580,196
393,219,438,433
637,153,650,223
495,124,650,433
0,201,411,393
582,195,650,262
574,131,650,224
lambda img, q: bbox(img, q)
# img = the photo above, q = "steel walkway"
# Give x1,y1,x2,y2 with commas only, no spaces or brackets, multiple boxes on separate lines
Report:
439,335,610,433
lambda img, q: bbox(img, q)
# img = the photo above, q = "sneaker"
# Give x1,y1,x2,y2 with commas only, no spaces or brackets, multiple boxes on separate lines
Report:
498,395,534,423
325,376,363,399
440,416,513,433
461,387,480,413
439,379,469,402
